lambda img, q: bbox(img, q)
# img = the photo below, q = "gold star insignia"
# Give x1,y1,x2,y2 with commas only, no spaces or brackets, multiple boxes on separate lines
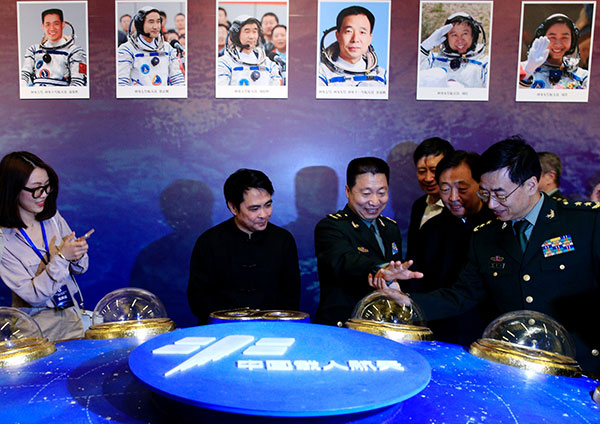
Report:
575,202,582,206
585,202,592,207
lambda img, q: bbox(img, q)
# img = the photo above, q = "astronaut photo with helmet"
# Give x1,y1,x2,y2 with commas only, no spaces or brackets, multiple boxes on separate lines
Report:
216,12,285,98
18,1,89,99
516,3,595,103
417,2,492,101
316,1,390,100
116,2,186,99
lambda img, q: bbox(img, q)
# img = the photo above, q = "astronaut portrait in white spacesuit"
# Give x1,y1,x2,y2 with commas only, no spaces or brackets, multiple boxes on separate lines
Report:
519,13,588,90
318,5,387,87
117,7,185,86
419,12,489,89
217,15,283,86
21,8,87,87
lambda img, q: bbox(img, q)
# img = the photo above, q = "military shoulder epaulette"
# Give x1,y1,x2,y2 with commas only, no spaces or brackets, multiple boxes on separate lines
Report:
381,215,397,224
473,220,493,232
559,200,600,210
327,212,348,220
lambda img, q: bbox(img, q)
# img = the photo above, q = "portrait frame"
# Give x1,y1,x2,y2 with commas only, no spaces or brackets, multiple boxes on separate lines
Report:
316,0,391,100
17,1,90,99
115,0,188,99
416,1,493,102
215,0,289,99
516,1,595,102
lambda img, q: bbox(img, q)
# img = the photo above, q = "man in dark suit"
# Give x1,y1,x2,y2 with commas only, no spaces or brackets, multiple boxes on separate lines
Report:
538,151,566,200
406,138,454,261
371,138,600,376
410,151,495,345
315,157,421,325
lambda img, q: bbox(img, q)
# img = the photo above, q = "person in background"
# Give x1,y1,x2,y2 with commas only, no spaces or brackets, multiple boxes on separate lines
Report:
587,171,600,202
405,137,454,261
538,151,566,199
0,152,90,341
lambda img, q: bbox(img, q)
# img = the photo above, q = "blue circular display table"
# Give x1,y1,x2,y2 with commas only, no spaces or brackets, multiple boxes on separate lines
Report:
128,321,431,417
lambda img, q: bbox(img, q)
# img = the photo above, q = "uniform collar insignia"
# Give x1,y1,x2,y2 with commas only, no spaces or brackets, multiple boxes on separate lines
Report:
378,217,385,227
351,221,359,229
502,222,508,230
546,209,555,219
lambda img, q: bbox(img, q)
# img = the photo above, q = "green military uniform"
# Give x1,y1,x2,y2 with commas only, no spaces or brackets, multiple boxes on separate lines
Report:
315,204,403,325
412,195,600,375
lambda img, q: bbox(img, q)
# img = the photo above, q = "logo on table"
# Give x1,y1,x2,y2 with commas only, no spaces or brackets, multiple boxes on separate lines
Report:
154,335,406,377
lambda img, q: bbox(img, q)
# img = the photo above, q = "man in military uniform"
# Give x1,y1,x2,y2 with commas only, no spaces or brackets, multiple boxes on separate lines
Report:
371,138,600,376
315,157,422,325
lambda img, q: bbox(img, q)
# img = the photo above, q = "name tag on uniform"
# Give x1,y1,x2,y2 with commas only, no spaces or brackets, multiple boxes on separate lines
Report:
541,235,575,258
357,247,369,253
489,256,505,269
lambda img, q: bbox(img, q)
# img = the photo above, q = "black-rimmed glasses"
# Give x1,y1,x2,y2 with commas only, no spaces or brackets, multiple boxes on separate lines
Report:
477,183,523,204
22,184,53,199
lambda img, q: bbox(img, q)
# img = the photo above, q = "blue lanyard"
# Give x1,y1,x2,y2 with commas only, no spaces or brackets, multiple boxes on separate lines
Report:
19,221,50,265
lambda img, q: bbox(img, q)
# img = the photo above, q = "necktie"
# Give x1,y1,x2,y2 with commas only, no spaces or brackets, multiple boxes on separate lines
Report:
370,223,385,256
513,220,530,253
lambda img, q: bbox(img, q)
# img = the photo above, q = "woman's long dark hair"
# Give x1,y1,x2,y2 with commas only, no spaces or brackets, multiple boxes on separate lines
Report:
0,152,58,228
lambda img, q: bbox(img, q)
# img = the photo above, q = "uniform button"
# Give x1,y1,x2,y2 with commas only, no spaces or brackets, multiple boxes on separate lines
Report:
592,349,599,357
493,272,498,277
523,274,531,282
559,264,565,270
525,296,533,303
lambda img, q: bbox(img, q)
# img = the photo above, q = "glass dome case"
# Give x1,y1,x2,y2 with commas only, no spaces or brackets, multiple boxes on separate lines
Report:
344,291,433,342
85,288,175,340
470,310,581,377
0,307,55,366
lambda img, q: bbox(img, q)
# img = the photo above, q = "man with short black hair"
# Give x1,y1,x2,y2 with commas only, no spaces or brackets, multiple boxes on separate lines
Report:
217,15,282,86
538,151,565,199
187,169,301,325
405,137,454,261
409,150,494,344
372,137,600,375
318,5,387,86
117,7,184,86
315,157,421,325
21,8,87,86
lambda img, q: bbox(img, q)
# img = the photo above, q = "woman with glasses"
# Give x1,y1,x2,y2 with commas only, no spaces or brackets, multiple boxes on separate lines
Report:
0,152,89,341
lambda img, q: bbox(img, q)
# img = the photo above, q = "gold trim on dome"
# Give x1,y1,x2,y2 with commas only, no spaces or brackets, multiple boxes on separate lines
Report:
259,310,309,321
209,308,309,322
0,337,55,367
209,308,261,321
469,338,582,377
85,318,175,339
344,318,434,342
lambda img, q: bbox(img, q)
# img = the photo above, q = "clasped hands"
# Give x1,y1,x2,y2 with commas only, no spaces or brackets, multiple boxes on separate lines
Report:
49,232,89,262
368,260,422,306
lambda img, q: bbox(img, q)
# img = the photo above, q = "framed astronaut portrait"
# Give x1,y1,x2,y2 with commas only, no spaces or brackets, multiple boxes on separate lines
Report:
516,2,596,103
116,1,188,99
216,0,288,99
17,1,90,99
316,0,391,100
416,1,493,101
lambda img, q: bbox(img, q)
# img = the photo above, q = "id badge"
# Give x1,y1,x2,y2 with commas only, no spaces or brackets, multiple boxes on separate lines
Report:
53,285,74,310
